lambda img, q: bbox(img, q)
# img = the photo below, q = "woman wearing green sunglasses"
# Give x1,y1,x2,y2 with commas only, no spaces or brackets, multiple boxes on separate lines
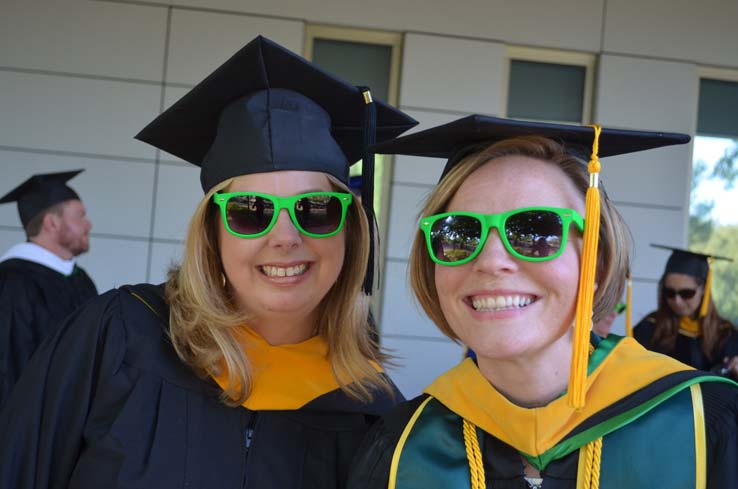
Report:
0,37,417,489
348,115,738,489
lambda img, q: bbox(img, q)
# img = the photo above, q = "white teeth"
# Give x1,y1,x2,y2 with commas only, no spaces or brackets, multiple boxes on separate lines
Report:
261,264,307,278
471,295,533,312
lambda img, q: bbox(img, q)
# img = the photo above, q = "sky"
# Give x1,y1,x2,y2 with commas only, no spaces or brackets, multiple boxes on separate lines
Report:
691,136,738,225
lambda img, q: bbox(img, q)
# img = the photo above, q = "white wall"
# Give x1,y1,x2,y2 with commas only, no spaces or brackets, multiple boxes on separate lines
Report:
2,0,737,398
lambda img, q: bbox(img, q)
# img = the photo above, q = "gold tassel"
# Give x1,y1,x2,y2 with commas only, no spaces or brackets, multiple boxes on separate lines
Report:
625,272,633,337
699,257,713,317
568,125,602,410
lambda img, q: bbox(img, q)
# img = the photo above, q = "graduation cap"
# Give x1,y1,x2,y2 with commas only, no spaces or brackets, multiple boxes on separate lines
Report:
371,114,691,179
0,170,83,227
373,114,691,409
135,35,417,294
652,243,733,318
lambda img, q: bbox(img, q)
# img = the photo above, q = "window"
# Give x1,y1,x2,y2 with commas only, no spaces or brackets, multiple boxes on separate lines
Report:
305,25,403,314
689,69,738,322
504,47,594,123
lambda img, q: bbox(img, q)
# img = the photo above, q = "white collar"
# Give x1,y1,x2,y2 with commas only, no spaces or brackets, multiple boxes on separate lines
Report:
0,242,76,276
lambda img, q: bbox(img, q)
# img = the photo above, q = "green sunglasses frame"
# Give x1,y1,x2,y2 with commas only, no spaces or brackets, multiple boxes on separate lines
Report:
213,191,353,238
419,206,585,266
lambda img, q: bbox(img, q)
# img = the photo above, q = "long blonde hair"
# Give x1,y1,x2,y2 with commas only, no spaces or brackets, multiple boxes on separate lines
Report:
166,175,391,406
410,136,631,340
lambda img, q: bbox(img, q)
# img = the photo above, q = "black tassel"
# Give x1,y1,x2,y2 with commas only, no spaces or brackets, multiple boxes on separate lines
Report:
358,86,377,295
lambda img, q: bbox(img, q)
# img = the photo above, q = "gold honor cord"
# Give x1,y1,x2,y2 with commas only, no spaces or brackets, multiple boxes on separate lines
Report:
569,124,603,409
575,438,603,489
625,273,633,338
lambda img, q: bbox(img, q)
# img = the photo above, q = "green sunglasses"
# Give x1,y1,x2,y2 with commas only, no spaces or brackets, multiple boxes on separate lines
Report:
213,191,352,238
420,206,585,266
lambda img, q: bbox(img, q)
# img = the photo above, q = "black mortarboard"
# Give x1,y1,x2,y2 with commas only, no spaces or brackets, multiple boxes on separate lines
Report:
135,35,417,294
135,35,417,193
0,170,83,227
652,243,733,280
371,114,691,178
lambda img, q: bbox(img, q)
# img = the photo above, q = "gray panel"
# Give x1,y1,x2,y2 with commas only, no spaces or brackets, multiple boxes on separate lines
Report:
127,0,604,52
0,229,26,256
604,0,738,67
596,55,697,134
380,260,447,339
0,150,155,238
386,184,432,260
149,241,185,285
167,9,303,85
76,236,149,293
382,336,462,399
620,204,686,280
508,60,585,123
400,33,505,114
1,0,166,81
0,71,161,159
600,144,692,208
153,164,203,240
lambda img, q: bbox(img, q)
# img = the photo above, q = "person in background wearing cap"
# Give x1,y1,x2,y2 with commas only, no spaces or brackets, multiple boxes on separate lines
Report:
634,244,738,381
0,170,96,406
0,36,416,488
347,115,738,489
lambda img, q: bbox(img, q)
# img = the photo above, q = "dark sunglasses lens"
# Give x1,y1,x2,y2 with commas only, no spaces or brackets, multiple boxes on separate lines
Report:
294,195,343,235
664,287,697,300
429,215,482,262
225,195,274,235
505,210,563,258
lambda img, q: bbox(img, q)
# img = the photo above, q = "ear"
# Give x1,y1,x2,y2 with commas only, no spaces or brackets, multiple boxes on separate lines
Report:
42,211,61,233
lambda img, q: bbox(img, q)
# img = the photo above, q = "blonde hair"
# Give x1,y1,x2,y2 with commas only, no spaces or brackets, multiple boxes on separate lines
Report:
410,136,631,340
166,175,391,406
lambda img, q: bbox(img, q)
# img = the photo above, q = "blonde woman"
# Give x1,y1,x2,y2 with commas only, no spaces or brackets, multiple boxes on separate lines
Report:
0,36,416,489
348,116,738,488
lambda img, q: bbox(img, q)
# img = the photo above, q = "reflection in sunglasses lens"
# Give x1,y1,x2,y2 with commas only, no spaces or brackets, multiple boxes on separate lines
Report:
226,195,274,235
294,195,342,234
430,215,482,262
506,211,563,258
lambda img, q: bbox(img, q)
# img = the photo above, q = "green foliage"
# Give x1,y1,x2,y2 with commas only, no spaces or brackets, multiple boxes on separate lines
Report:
712,143,738,190
689,143,738,323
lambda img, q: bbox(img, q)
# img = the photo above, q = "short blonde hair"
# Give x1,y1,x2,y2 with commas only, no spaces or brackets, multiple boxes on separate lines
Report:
166,175,390,406
410,136,631,340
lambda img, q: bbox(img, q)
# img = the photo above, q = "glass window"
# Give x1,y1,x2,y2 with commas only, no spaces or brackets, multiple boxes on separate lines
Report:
507,60,586,123
689,77,738,322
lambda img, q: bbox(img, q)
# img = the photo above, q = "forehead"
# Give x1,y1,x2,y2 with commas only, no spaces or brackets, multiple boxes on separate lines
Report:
448,155,584,213
664,273,700,288
227,170,334,193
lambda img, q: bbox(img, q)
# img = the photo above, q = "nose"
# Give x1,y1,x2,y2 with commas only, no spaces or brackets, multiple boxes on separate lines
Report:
471,229,518,274
267,209,302,248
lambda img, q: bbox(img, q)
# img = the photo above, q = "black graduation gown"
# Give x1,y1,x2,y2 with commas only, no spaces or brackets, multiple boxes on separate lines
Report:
0,284,403,489
0,258,97,405
634,312,738,373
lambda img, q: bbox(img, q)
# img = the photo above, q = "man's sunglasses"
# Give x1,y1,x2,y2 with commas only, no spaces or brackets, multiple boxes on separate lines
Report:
420,206,585,266
663,287,699,300
213,191,352,238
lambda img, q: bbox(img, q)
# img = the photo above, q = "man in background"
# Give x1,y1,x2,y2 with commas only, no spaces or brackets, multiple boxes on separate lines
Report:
0,170,97,406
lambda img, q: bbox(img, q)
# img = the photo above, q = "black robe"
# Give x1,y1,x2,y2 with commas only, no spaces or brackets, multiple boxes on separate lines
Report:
634,312,738,374
0,284,403,489
0,258,97,405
